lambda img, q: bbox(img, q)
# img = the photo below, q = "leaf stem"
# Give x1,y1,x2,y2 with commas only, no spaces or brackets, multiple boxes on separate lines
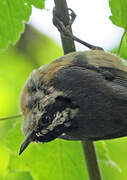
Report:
0,114,22,121
53,0,102,180
117,30,127,55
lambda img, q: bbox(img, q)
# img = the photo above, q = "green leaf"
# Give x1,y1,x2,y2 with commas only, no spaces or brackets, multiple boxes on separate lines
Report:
5,120,88,180
96,141,121,172
5,172,34,180
0,0,44,51
8,140,88,180
26,0,44,9
109,0,127,29
0,141,10,177
0,120,88,180
126,33,127,44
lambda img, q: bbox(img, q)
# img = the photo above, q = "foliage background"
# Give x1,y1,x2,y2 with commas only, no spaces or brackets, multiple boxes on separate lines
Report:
0,0,127,180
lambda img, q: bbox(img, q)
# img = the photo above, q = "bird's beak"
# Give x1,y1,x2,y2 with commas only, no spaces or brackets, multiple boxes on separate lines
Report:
19,131,34,155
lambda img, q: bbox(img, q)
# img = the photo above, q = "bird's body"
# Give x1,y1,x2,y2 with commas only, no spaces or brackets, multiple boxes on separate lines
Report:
20,50,127,154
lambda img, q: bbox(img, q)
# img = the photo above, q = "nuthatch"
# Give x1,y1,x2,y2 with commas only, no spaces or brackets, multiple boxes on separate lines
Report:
19,49,127,155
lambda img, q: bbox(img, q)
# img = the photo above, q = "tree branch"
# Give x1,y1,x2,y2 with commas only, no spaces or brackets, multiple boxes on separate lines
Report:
82,141,102,180
53,0,75,54
0,114,22,121
53,0,102,180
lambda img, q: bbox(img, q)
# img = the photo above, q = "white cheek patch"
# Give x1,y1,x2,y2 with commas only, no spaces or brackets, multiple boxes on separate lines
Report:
48,110,68,131
36,108,79,136
37,109,69,136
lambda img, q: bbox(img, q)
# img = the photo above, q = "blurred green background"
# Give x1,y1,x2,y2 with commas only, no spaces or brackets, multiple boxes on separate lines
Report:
0,25,127,180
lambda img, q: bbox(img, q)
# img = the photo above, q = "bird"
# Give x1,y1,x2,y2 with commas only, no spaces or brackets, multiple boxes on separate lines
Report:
19,49,127,155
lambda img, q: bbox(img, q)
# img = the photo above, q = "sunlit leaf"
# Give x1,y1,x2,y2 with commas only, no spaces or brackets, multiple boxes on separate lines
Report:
7,123,88,180
109,0,127,29
5,172,34,180
0,0,44,51
0,141,10,177
26,0,44,9
96,141,121,172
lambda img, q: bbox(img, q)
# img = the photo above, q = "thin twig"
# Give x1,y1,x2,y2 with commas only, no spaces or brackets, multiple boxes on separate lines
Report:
53,0,102,180
0,114,22,121
117,30,127,55
53,9,103,51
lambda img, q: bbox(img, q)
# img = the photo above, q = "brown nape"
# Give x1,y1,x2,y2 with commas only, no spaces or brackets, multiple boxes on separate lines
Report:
20,83,30,115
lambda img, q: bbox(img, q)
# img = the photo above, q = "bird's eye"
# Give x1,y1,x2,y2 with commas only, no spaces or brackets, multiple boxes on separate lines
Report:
38,115,51,127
